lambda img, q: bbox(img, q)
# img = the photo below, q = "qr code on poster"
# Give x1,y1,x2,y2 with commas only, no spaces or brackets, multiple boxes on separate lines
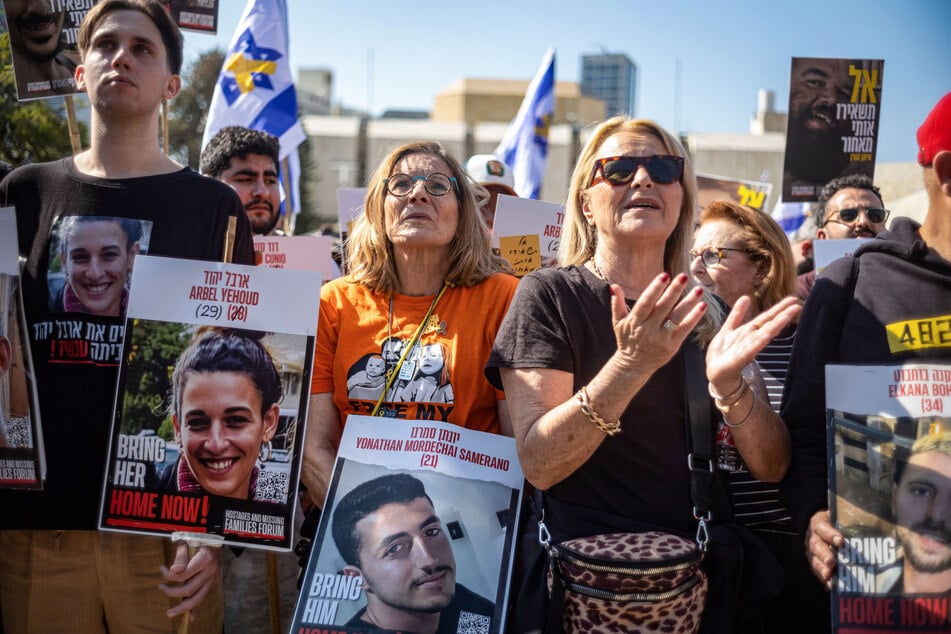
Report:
457,611,490,634
255,470,289,502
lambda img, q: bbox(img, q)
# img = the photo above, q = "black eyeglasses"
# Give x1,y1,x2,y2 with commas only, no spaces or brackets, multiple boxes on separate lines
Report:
384,173,457,197
689,246,750,269
823,206,889,227
589,155,685,187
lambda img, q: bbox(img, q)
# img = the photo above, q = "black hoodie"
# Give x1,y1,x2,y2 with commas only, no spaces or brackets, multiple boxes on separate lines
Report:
779,216,951,532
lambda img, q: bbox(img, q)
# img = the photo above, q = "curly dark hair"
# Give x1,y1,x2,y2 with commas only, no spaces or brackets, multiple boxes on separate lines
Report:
815,174,883,227
200,127,280,178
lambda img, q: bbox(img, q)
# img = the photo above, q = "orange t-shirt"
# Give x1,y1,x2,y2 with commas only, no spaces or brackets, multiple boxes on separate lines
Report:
312,273,519,433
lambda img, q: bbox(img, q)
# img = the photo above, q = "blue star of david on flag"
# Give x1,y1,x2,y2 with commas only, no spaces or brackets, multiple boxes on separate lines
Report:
220,29,283,106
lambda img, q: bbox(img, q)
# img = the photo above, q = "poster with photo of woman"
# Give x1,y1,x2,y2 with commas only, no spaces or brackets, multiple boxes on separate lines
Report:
98,255,321,550
0,208,45,490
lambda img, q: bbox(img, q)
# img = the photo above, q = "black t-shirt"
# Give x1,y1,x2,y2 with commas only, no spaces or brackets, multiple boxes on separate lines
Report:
485,265,696,535
345,583,494,634
0,159,255,529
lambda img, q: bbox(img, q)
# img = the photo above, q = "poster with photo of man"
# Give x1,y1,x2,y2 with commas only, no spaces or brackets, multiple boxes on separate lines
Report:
782,57,884,203
98,255,321,550
293,415,523,634
0,208,45,489
1,0,97,101
826,364,951,633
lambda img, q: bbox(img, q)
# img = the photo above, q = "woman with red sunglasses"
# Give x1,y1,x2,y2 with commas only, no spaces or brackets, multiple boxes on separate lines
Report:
487,116,800,632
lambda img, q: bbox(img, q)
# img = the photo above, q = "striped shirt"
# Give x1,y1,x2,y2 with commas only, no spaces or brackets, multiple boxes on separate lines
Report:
720,324,798,533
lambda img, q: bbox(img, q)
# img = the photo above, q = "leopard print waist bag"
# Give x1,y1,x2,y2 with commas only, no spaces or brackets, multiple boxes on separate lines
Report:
542,525,707,634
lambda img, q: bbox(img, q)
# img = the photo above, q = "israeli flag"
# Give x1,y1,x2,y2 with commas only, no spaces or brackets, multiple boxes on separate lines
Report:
771,199,814,237
201,0,305,215
494,49,556,200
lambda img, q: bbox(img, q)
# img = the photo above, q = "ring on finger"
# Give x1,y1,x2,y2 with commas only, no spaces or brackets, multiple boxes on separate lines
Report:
662,319,677,332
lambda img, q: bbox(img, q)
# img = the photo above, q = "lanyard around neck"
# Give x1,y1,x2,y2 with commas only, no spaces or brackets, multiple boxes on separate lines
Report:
371,281,450,416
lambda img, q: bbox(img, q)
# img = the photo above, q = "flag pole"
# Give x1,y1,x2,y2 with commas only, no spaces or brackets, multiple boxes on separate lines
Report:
281,157,292,235
64,96,82,155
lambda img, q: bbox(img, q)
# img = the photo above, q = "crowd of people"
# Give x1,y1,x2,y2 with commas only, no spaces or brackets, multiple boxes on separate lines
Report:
0,1,949,633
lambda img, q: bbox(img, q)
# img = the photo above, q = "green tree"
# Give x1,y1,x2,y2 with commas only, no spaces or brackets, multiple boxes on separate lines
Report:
167,48,224,167
119,320,191,436
0,32,86,166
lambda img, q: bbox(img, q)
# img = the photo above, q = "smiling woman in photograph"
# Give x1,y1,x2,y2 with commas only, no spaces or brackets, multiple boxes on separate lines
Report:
161,327,282,501
53,216,144,317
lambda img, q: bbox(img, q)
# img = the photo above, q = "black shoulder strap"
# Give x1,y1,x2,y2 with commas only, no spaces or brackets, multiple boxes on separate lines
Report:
683,339,715,519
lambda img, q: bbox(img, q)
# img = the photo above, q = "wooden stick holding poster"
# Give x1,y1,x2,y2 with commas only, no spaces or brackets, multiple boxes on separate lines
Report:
292,415,523,634
826,364,951,633
0,208,45,490
98,255,321,553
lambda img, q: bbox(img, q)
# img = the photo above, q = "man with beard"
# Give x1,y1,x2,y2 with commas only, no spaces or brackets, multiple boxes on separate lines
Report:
4,0,79,99
332,473,494,634
783,58,857,201
877,432,951,594
201,126,283,235
796,174,888,298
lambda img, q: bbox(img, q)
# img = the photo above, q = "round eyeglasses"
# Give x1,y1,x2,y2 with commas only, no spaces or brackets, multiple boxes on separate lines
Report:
689,246,750,269
384,173,457,197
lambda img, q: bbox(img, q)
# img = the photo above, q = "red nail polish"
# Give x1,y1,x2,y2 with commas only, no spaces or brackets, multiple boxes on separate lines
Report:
608,286,615,296
693,287,703,296
678,273,688,284
660,272,670,283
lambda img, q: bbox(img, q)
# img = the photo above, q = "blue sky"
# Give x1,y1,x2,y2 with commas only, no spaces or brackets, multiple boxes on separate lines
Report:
184,0,951,163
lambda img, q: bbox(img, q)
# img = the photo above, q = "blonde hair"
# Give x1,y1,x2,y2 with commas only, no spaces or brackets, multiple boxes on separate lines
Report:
346,141,509,293
560,117,721,344
699,201,797,314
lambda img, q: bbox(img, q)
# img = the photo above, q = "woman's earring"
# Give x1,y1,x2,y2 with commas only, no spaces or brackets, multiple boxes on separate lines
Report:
259,439,273,463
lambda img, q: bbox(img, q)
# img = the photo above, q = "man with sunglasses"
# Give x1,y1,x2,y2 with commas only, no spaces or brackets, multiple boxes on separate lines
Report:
781,91,951,602
796,174,889,299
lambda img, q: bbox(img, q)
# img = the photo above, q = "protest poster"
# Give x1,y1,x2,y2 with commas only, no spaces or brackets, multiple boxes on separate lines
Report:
1,0,100,101
696,173,773,211
164,0,218,33
98,255,320,550
292,415,523,634
782,57,884,203
813,238,872,276
826,364,951,633
337,187,366,271
253,234,341,281
0,208,45,489
491,194,563,276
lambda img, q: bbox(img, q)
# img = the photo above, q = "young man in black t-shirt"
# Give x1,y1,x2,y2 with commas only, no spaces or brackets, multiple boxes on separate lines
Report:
0,1,253,631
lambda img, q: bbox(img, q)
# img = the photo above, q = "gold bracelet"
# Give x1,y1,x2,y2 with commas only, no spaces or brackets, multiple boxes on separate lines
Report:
714,377,750,411
709,376,748,406
722,388,756,429
576,386,622,436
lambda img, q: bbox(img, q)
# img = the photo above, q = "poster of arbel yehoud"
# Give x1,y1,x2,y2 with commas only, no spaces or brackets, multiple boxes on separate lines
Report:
826,364,951,633
97,254,320,550
0,0,97,101
0,208,45,489
782,57,884,203
293,414,524,634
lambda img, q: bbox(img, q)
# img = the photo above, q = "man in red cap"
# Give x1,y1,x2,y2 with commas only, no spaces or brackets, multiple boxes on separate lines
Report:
780,90,951,608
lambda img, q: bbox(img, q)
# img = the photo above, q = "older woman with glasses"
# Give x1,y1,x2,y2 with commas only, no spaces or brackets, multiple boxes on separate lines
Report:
486,117,800,632
302,140,518,509
691,201,829,633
